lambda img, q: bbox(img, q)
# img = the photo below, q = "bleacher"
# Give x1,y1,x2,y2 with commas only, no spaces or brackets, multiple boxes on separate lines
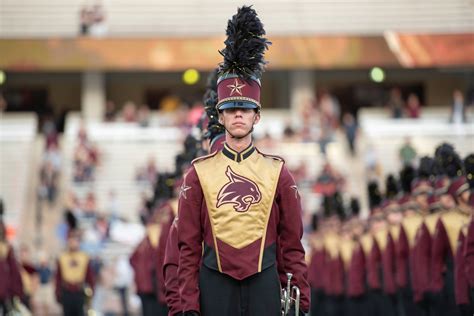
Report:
359,106,474,175
63,113,184,222
1,0,473,38
0,113,38,238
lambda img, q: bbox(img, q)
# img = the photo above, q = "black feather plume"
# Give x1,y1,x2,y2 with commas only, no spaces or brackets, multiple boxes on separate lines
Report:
464,153,474,189
418,156,435,180
368,181,382,209
65,210,77,230
350,197,360,217
385,174,399,199
218,6,271,81
399,165,416,193
203,68,225,140
435,143,464,178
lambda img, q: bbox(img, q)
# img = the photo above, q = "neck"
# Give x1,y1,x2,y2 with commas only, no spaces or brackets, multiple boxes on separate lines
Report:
225,133,252,152
458,203,471,215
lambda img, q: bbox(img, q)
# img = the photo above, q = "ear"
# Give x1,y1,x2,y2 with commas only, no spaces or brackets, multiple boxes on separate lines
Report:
218,112,224,125
253,112,261,125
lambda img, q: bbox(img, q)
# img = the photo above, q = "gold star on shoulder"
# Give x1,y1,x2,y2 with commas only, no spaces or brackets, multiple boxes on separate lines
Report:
227,79,246,96
179,183,192,200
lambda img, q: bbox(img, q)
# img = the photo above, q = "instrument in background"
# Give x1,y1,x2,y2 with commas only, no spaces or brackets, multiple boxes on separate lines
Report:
281,272,300,316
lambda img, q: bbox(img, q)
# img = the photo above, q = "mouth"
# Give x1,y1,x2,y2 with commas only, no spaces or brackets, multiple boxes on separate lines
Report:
233,122,245,127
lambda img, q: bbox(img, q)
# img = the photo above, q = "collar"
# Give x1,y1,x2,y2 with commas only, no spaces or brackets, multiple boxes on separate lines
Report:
222,142,255,162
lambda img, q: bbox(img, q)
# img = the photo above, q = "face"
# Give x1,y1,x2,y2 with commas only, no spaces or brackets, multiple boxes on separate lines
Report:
460,191,471,205
415,193,429,210
68,236,80,251
219,108,259,138
387,211,403,225
440,194,455,209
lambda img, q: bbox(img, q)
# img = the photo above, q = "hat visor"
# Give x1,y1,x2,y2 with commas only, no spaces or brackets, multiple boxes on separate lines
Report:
217,101,259,111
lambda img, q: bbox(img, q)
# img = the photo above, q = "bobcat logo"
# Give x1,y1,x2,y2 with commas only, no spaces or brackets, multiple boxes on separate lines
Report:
217,166,261,212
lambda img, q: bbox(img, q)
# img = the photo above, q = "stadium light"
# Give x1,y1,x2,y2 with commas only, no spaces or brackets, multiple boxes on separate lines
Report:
183,69,200,85
370,67,385,83
0,71,5,85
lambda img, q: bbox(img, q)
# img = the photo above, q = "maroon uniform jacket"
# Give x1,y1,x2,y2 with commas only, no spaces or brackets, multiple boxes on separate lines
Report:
431,208,470,293
464,219,474,287
154,202,176,304
412,212,442,302
323,234,344,297
308,237,325,291
54,250,95,302
0,242,23,301
346,240,366,297
455,228,470,306
163,218,181,316
379,231,397,295
396,214,424,290
367,235,382,291
130,227,161,297
177,145,310,313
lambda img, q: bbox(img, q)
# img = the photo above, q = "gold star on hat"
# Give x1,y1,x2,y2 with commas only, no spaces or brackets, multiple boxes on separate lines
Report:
227,79,246,96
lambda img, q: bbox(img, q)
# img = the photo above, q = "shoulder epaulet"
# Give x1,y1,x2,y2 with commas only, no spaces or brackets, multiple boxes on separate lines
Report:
255,148,285,163
191,150,219,165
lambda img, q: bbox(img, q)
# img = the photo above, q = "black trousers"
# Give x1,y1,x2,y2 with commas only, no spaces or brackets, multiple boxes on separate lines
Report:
139,293,168,316
311,288,325,316
199,264,281,316
61,290,85,316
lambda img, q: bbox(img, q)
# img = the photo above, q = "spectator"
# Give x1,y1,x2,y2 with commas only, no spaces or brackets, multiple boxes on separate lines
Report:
36,253,52,316
104,100,117,122
38,161,59,203
79,5,93,35
450,89,467,124
89,2,107,37
82,192,97,218
122,101,137,122
387,87,404,118
399,137,417,166
114,255,133,316
137,104,151,127
405,93,421,118
187,101,204,126
342,112,358,155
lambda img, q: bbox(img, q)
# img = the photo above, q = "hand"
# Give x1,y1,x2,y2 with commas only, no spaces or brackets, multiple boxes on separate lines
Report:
183,311,200,316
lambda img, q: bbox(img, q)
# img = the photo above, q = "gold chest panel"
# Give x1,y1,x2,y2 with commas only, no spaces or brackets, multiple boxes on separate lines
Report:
389,225,401,243
360,234,373,256
374,229,388,252
402,214,424,248
440,209,469,255
59,251,89,284
425,212,442,236
195,151,282,250
147,224,161,248
324,233,340,260
339,239,354,270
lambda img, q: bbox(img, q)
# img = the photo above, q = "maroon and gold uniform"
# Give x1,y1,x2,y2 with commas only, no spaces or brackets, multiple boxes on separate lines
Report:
0,240,23,310
431,207,470,314
308,234,325,316
464,219,474,292
177,143,310,314
455,225,472,314
54,250,95,316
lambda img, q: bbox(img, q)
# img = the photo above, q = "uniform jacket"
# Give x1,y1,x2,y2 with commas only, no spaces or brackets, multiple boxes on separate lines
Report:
177,144,310,313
